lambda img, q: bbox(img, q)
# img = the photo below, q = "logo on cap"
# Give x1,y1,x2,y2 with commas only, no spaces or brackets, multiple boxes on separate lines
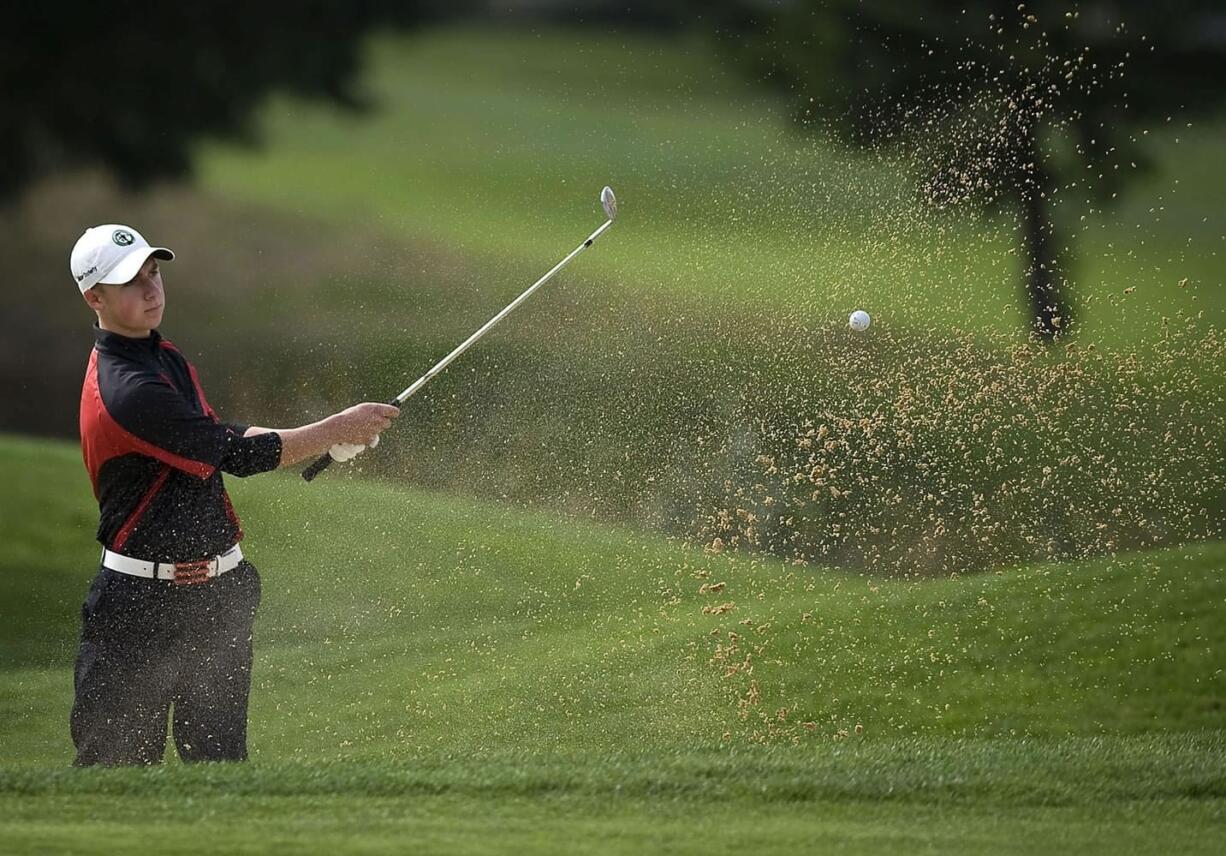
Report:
112,229,135,246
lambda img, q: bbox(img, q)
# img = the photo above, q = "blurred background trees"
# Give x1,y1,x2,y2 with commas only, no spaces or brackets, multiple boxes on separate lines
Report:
0,1,470,201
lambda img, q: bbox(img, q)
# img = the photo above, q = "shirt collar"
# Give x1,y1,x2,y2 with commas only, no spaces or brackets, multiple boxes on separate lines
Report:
93,323,164,357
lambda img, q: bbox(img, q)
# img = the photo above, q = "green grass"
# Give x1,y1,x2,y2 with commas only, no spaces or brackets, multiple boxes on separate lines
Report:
2,435,1223,853
1,737,1223,854
5,25,1222,849
196,25,1225,350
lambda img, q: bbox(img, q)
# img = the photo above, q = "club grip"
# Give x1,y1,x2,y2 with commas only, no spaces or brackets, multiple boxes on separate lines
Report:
301,452,334,482
303,397,400,483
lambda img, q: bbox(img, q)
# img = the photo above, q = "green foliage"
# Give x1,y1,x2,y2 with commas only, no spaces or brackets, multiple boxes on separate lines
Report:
0,1,469,200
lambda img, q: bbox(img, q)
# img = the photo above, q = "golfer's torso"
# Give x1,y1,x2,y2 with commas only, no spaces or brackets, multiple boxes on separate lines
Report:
80,328,244,563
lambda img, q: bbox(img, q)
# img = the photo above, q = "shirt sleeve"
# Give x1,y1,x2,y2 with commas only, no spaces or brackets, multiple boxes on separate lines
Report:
220,428,282,477
103,378,279,479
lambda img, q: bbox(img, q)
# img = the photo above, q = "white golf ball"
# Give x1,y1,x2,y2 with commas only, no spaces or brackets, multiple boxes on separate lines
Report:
849,310,871,332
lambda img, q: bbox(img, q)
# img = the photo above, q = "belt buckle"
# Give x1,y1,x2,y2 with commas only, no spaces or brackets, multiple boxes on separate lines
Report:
172,559,213,586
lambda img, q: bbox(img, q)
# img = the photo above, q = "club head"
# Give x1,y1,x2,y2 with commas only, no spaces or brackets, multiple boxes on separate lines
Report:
601,186,618,221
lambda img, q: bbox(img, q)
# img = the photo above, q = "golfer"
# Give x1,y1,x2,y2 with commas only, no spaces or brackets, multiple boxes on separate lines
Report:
69,224,397,766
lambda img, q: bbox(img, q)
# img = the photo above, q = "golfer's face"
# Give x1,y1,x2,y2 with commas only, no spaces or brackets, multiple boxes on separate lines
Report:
97,256,165,335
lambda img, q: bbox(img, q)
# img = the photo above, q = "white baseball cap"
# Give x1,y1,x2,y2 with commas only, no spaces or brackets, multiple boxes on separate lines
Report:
70,224,175,294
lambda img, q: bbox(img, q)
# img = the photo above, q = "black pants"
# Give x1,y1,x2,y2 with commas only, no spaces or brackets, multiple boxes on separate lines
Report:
70,560,261,766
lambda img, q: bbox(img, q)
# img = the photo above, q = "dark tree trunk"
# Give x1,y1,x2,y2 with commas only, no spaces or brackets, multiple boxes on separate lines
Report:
1017,133,1070,342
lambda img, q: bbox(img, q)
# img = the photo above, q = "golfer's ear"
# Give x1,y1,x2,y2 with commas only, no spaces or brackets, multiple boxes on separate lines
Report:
82,287,103,311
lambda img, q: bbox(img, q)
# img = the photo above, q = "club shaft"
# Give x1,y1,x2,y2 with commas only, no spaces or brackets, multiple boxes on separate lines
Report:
392,218,614,405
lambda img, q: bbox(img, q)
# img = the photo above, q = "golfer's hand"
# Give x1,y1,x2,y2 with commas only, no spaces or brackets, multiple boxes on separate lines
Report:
333,402,399,446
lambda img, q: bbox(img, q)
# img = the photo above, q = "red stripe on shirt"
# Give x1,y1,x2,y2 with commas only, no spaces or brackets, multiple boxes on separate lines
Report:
162,340,219,422
111,465,171,552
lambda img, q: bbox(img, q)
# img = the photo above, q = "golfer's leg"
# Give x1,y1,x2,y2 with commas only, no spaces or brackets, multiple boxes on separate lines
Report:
71,572,175,766
173,562,261,762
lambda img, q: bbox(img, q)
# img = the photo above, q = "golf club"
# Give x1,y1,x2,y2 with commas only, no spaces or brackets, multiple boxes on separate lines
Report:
302,186,620,482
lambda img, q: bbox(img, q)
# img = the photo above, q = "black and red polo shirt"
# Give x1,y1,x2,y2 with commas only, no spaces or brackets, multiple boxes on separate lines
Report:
79,325,283,563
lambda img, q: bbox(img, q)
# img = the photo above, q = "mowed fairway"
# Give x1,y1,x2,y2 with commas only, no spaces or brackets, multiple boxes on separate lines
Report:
196,26,1225,349
1,435,1223,854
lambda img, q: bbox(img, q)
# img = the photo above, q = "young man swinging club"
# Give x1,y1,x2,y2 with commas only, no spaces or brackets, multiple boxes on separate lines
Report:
70,223,399,766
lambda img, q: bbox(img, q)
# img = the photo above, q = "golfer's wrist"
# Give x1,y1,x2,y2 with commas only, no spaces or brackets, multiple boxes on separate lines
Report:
322,413,356,447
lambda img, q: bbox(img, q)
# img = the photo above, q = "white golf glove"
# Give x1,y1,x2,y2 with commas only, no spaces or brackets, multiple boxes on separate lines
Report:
329,434,380,463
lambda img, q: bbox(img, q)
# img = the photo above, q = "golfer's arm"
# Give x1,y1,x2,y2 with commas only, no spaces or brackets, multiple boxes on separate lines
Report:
244,421,341,468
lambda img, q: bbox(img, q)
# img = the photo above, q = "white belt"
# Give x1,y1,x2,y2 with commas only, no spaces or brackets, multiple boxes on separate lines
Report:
101,545,243,584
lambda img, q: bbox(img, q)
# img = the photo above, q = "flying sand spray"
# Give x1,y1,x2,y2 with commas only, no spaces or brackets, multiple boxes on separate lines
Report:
303,186,620,481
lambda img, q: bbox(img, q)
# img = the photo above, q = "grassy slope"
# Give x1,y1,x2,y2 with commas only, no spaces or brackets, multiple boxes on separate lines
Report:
1,436,1223,853
197,26,1225,350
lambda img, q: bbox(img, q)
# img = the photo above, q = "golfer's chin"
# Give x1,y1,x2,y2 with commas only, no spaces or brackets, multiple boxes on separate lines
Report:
133,306,163,332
